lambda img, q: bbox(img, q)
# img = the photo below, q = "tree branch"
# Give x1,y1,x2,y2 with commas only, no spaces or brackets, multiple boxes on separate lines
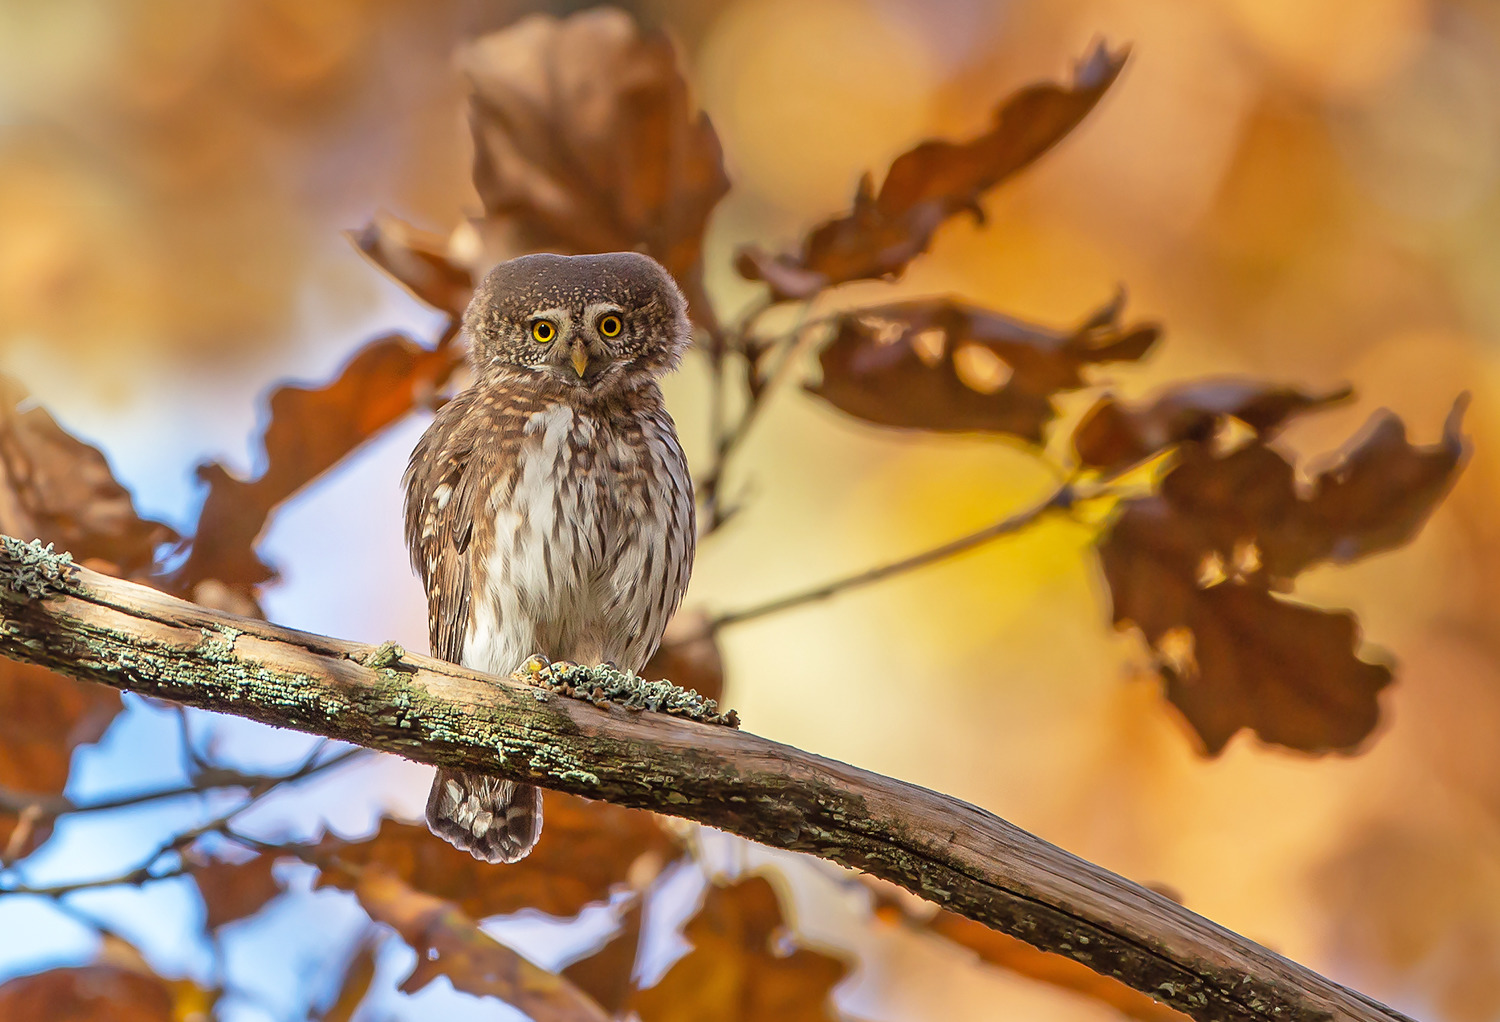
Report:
710,481,1077,632
0,541,1406,1022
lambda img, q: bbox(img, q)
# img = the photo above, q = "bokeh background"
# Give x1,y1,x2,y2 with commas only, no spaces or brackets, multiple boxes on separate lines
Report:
2,0,1499,1019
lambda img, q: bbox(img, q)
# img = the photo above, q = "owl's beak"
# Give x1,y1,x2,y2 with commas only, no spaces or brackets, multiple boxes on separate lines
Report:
570,342,589,378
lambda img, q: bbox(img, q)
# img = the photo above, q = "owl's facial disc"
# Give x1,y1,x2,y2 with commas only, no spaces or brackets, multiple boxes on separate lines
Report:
464,252,691,393
524,306,621,387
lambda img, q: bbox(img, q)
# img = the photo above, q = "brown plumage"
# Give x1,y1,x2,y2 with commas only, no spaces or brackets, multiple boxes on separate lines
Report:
403,252,695,863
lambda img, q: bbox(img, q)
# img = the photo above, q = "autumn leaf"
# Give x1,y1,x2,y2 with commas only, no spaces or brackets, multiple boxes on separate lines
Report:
1073,378,1353,475
809,292,1158,442
1272,397,1472,575
628,876,850,1022
0,660,121,858
189,852,283,930
0,966,177,1022
0,373,175,580
171,332,463,598
351,214,475,319
319,792,679,920
738,43,1127,301
349,865,609,1022
460,8,729,325
562,903,642,1016
315,937,379,1022
1100,397,1468,754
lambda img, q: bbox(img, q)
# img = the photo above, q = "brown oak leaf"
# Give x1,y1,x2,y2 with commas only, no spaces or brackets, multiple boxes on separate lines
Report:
349,866,608,1022
562,903,643,1017
460,9,729,325
0,967,176,1022
738,43,1127,300
1100,397,1468,754
189,853,283,930
1073,378,1353,475
316,937,379,1022
351,215,475,319
627,876,850,1022
809,292,1158,442
171,332,463,597
318,792,678,921
0,374,175,580
0,660,121,859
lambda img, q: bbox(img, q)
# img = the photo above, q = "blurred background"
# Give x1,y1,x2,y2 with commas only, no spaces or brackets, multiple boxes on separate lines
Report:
1,0,1498,1019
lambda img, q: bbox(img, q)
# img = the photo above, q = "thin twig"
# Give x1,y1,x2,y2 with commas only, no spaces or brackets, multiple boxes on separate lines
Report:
0,747,367,898
700,294,800,532
0,747,366,820
708,482,1076,632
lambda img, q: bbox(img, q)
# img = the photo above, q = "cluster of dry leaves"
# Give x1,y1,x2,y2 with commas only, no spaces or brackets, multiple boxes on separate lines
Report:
0,6,1468,1021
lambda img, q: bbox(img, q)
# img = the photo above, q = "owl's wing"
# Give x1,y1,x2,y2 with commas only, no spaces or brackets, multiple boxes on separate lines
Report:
403,390,486,664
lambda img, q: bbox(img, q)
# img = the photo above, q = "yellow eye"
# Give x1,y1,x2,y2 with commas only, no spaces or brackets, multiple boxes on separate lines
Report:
597,314,623,338
531,320,556,344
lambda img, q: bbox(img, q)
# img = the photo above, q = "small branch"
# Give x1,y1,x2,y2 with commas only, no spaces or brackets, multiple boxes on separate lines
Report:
0,747,365,820
699,295,809,533
710,482,1076,632
0,543,1408,1022
0,748,360,898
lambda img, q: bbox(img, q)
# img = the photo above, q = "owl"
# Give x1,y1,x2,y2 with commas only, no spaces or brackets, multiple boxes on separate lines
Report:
403,252,695,863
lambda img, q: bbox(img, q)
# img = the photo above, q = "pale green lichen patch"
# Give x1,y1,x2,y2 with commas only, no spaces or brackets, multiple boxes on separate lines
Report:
0,537,78,599
359,640,406,670
524,657,740,727
497,725,599,786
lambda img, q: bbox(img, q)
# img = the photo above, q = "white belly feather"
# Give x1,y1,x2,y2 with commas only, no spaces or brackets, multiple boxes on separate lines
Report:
462,403,692,679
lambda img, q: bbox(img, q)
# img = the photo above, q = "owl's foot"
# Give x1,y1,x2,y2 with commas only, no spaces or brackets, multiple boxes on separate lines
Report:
520,654,564,687
522,658,741,728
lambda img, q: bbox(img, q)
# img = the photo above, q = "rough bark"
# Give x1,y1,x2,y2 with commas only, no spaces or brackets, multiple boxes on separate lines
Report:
0,540,1409,1022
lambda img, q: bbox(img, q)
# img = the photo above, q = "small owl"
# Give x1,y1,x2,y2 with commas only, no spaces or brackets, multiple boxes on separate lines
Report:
403,252,695,863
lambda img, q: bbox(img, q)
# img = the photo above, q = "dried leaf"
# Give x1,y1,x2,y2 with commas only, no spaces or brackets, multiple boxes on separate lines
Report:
1104,524,1390,754
320,792,678,920
0,967,175,1022
1279,396,1471,574
190,853,283,930
316,937,380,1022
461,9,729,324
350,866,608,1022
738,43,1127,300
628,876,849,1022
351,215,475,319
1100,399,1466,754
562,903,642,1016
0,660,121,858
0,374,175,580
1073,378,1353,474
643,612,725,703
172,332,463,595
809,293,1158,442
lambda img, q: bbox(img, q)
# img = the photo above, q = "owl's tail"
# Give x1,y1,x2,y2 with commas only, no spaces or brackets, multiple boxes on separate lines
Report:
425,768,543,864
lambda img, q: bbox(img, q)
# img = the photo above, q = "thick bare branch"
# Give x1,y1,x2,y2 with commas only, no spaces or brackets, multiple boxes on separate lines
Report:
0,541,1407,1022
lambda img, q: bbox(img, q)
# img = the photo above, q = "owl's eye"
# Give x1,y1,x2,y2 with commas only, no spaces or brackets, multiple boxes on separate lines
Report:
597,313,623,338
531,320,556,344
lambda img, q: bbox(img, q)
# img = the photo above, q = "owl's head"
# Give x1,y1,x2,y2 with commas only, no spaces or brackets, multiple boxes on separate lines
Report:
463,252,690,394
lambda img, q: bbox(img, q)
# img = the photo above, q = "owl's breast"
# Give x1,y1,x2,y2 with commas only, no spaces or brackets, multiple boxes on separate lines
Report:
463,399,689,675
